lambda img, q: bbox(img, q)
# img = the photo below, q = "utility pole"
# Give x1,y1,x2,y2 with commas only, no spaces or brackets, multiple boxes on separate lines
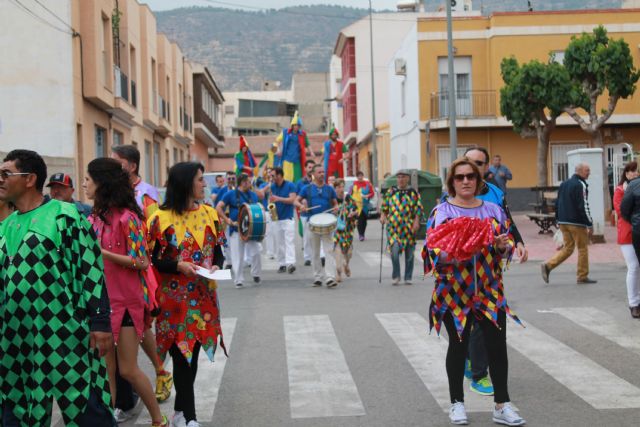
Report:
445,0,458,163
368,0,378,186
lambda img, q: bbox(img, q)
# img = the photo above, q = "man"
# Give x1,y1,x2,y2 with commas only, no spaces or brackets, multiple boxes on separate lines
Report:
276,111,315,183
541,163,596,284
210,174,226,205
297,159,320,266
111,144,173,411
0,150,114,425
235,135,258,177
295,165,338,287
46,172,92,217
380,169,424,286
270,167,298,274
351,171,375,241
257,168,276,259
217,173,263,287
487,154,513,193
322,126,348,182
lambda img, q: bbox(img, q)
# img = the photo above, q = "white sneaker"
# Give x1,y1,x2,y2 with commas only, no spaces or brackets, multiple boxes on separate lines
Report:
113,408,135,423
186,421,201,427
449,402,469,425
493,403,525,426
171,411,186,427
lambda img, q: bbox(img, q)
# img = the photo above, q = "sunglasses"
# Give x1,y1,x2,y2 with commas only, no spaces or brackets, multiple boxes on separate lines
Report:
453,173,477,182
0,170,31,180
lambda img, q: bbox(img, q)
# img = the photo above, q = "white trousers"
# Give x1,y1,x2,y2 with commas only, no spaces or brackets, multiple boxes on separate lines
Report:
310,231,336,282
620,244,640,306
229,232,262,285
264,213,277,257
274,218,296,266
301,216,324,261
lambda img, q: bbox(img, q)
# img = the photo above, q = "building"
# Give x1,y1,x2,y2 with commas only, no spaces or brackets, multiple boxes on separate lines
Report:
388,7,640,208
191,62,225,165
291,72,331,134
222,89,296,137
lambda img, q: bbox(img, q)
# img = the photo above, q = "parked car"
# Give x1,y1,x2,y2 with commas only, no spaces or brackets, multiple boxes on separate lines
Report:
343,176,380,218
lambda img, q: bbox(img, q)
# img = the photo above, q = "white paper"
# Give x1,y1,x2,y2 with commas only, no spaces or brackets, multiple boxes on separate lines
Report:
195,267,232,281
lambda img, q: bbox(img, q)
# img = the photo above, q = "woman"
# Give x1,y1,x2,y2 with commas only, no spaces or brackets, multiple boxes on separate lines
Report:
423,158,525,426
84,158,167,427
147,162,225,427
332,178,358,282
613,161,640,318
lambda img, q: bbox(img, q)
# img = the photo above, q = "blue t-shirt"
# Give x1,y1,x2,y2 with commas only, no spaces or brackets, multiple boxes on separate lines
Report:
220,189,259,234
284,131,302,163
271,180,297,220
299,183,337,217
258,181,270,210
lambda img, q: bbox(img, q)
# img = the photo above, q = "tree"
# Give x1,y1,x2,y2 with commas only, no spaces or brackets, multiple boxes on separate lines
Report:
500,57,572,186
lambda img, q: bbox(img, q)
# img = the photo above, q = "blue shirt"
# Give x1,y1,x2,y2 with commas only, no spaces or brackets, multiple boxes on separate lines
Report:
258,180,270,210
284,130,303,163
220,189,259,234
487,165,512,192
271,180,297,220
299,183,337,217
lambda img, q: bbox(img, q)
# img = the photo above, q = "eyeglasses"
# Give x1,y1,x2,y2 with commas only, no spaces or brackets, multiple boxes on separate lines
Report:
0,170,31,180
453,173,477,182
473,160,486,167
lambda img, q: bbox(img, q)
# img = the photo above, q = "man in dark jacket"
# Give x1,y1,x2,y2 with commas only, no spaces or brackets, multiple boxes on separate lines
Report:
620,175,640,263
541,163,596,284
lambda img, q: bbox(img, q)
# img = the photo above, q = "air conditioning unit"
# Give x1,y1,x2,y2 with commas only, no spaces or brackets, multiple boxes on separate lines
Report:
395,58,407,76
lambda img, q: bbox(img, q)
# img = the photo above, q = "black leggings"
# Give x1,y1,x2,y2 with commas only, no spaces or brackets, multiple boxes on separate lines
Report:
357,210,368,236
170,341,201,422
443,310,510,404
632,232,640,265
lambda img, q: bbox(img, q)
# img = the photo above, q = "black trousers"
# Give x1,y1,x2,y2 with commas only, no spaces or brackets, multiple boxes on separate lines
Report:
170,341,201,423
443,310,510,404
356,211,368,236
469,320,489,382
632,232,640,265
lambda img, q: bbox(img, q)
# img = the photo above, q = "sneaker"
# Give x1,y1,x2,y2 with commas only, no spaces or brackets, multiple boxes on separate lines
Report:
312,280,322,287
224,264,232,270
278,266,286,273
492,402,525,426
253,276,261,284
392,277,400,286
235,283,243,288
540,263,549,284
171,412,186,427
304,260,311,266
404,280,412,285
151,415,169,427
287,265,296,274
186,421,201,427
577,278,597,284
630,306,640,319
470,376,494,396
359,235,365,241
155,371,173,402
464,359,472,380
114,408,135,423
326,279,338,288
449,402,468,425
321,257,326,267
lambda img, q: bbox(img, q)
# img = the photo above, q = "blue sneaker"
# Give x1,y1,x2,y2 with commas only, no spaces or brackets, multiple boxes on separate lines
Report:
470,376,494,396
464,359,472,380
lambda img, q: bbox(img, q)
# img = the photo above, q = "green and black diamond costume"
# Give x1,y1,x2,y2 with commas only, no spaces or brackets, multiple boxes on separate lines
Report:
0,199,112,425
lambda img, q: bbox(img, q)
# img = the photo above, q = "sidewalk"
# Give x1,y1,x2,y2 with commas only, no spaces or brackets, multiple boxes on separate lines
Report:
512,213,624,265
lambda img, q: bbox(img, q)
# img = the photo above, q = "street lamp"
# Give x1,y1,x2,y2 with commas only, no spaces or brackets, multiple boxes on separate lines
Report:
445,0,458,163
368,0,378,187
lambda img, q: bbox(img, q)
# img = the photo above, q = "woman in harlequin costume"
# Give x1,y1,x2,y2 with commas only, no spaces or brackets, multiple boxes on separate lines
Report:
85,158,168,427
234,135,258,177
422,157,525,426
275,111,315,182
322,126,348,182
147,162,226,427
332,178,358,282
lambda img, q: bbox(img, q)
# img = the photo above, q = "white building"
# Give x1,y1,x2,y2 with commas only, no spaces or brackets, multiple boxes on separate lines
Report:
222,89,294,137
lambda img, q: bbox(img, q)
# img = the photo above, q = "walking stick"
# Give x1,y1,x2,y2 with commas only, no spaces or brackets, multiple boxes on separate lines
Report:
379,222,384,283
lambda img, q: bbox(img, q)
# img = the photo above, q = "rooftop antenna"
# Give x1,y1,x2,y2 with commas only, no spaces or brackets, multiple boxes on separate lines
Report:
528,0,533,11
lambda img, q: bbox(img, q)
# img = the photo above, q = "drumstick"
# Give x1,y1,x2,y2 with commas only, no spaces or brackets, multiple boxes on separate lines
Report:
305,205,321,212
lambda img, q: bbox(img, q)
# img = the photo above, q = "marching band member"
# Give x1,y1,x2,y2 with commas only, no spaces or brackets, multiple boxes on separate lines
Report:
295,164,338,287
257,168,276,259
332,178,358,283
216,173,263,288
297,160,320,266
269,167,298,274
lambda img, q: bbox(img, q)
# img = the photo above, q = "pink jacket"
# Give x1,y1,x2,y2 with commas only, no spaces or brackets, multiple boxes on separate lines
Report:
614,185,633,245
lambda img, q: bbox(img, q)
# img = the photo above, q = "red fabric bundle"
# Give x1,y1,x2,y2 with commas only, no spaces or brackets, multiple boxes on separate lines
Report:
427,216,494,262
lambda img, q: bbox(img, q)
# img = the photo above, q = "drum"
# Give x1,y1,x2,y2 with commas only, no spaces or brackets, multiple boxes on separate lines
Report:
238,203,266,242
308,213,337,235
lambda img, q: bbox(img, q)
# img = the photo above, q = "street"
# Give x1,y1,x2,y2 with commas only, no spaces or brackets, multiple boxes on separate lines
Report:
54,216,639,427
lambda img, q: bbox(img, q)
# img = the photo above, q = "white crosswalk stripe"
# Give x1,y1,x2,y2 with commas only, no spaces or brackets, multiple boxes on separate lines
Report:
284,315,366,419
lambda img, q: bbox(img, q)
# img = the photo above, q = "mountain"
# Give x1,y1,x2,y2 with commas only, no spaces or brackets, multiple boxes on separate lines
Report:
155,1,622,91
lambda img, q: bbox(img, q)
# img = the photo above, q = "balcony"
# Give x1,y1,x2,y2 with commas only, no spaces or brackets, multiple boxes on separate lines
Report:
429,90,497,120
114,66,129,102
157,94,171,136
110,66,135,123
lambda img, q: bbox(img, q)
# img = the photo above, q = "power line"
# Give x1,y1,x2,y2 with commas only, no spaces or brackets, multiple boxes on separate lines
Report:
9,0,73,35
32,0,76,32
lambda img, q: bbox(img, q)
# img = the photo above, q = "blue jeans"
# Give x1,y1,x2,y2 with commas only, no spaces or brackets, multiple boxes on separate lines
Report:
390,242,414,281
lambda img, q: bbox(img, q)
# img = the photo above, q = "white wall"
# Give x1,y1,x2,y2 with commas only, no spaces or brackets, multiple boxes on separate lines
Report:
222,89,293,135
388,25,421,173
328,55,343,133
0,0,75,159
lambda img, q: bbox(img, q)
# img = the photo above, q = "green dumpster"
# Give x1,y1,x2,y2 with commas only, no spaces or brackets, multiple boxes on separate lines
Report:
381,169,443,238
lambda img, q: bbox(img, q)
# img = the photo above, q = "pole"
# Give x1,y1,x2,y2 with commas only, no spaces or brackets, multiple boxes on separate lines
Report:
446,0,458,163
369,0,378,187
379,223,384,284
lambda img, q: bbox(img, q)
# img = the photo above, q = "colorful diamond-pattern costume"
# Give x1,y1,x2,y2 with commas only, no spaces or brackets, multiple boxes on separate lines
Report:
0,200,111,425
147,204,225,364
381,186,424,253
333,194,358,254
422,201,521,339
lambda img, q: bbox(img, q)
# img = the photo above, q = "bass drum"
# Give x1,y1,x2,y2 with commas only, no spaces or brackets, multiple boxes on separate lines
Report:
308,212,337,236
238,203,266,242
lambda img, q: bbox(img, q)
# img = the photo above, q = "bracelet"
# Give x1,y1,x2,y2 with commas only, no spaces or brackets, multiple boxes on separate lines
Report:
131,259,137,269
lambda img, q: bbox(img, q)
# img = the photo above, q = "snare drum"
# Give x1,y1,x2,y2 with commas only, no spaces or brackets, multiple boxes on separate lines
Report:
308,213,337,235
238,203,266,242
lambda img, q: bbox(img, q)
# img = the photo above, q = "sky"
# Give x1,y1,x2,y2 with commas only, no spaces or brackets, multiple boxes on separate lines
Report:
142,0,405,12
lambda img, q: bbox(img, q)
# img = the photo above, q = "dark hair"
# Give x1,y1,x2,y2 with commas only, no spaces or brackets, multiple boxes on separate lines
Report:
619,161,638,186
464,146,490,165
305,159,316,167
356,171,364,177
236,173,250,186
334,178,345,188
273,167,284,177
161,162,204,215
226,170,235,177
4,149,47,192
112,145,141,175
446,157,484,197
312,164,324,172
215,175,224,182
88,158,143,222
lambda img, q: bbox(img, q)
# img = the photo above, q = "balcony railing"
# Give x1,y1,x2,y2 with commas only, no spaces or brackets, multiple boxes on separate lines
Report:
158,95,170,122
114,66,129,102
429,90,496,120
130,80,137,108
152,90,158,114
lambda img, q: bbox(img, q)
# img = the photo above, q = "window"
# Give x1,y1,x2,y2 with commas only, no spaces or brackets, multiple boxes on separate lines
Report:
95,126,107,157
401,79,406,117
101,15,110,88
113,130,123,146
225,105,234,115
151,58,158,114
173,148,178,165
153,142,160,186
551,143,587,185
437,145,472,184
437,57,472,116
144,140,152,183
